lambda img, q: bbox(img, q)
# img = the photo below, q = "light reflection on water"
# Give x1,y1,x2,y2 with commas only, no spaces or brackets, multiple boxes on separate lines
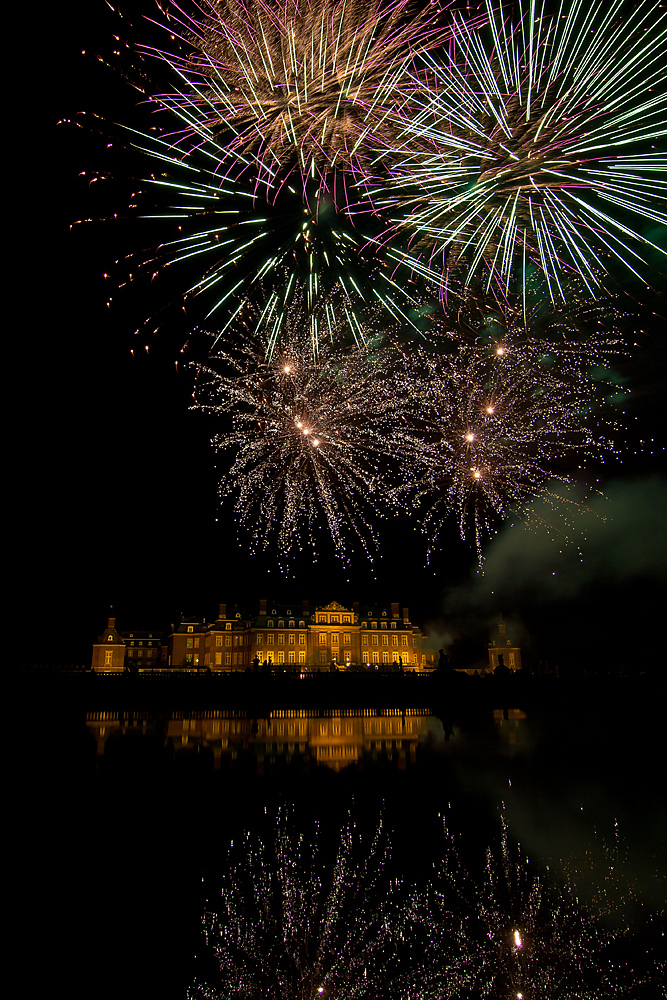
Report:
37,692,663,998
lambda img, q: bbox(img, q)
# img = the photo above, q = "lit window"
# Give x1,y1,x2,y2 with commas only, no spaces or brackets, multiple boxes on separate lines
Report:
278,620,284,628
381,622,387,629
361,622,367,629
382,652,389,663
289,620,295,628
225,653,231,665
298,651,305,664
299,634,305,645
299,621,305,628
288,651,295,663
371,621,377,629
187,626,193,633
331,616,339,624
289,634,295,645
187,638,193,649
105,650,113,665
225,623,231,631
362,652,369,664
277,651,284,664
107,635,113,642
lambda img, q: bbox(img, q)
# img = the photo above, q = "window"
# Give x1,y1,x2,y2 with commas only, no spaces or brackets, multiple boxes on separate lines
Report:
343,633,350,646
343,616,350,623
362,651,369,664
194,638,200,648
225,635,232,646
509,652,515,667
288,651,295,664
371,621,377,629
361,622,367,629
268,634,274,645
392,636,398,646
268,620,274,628
257,634,263,645
381,622,387,629
289,633,295,645
319,650,327,663
225,652,231,665
225,623,232,631
382,635,388,646
187,626,193,633
362,635,368,646
299,634,305,645
107,635,113,642
331,616,339,624
382,652,389,663
331,633,339,645
105,650,113,666
216,636,222,646
372,635,378,646
299,621,305,628
372,652,379,663
215,652,222,666
319,633,327,644
278,620,284,628
234,635,240,646
289,620,295,628
391,622,396,629
402,635,408,646
298,651,305,664
187,638,193,649
277,651,284,664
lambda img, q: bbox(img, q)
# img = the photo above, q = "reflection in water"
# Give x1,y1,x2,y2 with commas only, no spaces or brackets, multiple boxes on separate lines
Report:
188,812,661,999
189,809,411,999
87,707,433,771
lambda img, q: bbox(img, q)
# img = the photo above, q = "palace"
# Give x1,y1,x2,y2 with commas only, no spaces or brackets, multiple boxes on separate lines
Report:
92,600,431,672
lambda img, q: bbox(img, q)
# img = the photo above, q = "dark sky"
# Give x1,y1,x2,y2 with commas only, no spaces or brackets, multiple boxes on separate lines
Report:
25,0,667,668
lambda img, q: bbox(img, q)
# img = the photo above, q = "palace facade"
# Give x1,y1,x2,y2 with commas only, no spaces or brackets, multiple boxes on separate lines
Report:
92,600,431,672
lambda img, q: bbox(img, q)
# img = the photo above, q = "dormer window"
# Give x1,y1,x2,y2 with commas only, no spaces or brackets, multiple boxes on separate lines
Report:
268,620,274,628
107,635,113,642
371,621,377,629
391,622,396,629
289,620,295,628
381,622,387,629
361,622,367,629
187,626,193,633
278,620,285,628
226,623,232,631
299,621,305,628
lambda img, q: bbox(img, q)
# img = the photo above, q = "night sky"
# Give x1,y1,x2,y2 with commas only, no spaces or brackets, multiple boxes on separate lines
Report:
27,0,667,670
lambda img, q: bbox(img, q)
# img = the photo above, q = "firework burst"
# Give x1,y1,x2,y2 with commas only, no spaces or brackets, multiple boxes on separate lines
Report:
143,0,464,197
394,302,623,559
192,300,411,562
378,0,667,300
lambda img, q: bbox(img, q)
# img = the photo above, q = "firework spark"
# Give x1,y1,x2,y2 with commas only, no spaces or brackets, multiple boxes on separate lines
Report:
143,0,464,196
378,0,667,300
394,302,623,559
192,301,411,562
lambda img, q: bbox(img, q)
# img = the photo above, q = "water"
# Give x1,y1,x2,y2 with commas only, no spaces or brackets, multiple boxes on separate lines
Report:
25,674,666,997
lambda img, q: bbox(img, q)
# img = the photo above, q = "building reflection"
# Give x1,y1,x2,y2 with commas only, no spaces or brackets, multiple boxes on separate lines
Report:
86,707,437,772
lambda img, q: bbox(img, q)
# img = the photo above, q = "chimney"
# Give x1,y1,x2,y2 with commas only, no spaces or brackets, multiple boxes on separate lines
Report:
391,602,399,619
403,607,410,623
302,599,310,616
218,603,227,620
259,599,267,616
353,601,360,615
108,616,116,630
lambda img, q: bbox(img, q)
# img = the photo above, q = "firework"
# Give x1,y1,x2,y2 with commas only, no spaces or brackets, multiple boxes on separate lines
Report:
192,300,412,562
142,0,465,196
394,303,623,559
188,809,411,999
82,117,429,346
378,0,667,300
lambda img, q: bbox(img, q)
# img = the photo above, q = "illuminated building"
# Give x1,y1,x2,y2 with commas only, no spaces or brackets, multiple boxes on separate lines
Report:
92,600,428,671
488,615,522,672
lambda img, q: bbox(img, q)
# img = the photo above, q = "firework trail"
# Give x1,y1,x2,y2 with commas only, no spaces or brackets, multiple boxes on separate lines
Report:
142,0,467,198
376,0,667,301
192,299,413,563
